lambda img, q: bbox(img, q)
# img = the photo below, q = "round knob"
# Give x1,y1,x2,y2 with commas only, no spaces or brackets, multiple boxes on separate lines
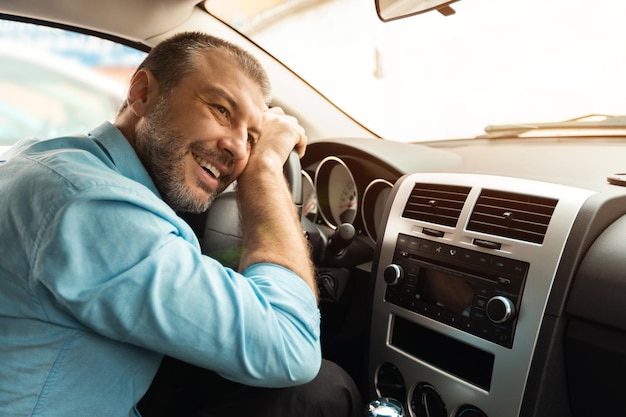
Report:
455,404,488,417
383,264,403,285
410,383,447,417
328,223,356,256
486,296,516,323
368,397,405,417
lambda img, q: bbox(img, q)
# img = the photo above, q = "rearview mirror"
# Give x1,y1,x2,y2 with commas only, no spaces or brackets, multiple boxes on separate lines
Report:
375,0,460,21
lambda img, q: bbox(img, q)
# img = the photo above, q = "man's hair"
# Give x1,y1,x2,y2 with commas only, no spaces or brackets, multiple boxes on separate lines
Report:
119,31,272,113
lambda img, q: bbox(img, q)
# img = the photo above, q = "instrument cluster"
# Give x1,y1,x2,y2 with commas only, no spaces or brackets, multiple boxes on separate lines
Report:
302,155,394,244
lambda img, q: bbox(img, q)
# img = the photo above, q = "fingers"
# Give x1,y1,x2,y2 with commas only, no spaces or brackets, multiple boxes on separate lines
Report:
259,107,308,160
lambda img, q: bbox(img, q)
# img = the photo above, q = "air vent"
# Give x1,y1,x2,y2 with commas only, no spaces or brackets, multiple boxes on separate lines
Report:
467,189,558,244
402,183,471,227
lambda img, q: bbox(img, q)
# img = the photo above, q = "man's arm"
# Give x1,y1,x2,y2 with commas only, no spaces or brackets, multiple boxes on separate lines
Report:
236,107,318,299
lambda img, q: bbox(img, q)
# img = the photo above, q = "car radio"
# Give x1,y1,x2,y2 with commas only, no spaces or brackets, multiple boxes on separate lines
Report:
383,233,528,348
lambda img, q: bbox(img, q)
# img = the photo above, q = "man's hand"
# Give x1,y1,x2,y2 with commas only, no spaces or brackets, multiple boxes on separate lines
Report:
248,107,307,166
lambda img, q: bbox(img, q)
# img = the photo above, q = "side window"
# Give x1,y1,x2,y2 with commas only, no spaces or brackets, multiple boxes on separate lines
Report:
0,20,146,152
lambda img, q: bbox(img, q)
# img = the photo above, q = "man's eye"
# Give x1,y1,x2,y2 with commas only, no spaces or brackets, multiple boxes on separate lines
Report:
214,105,228,116
247,134,256,147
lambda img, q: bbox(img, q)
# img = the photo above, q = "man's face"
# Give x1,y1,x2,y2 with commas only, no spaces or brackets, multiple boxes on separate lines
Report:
134,49,266,213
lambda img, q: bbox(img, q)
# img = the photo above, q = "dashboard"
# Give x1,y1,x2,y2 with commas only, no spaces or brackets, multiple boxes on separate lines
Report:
301,136,626,417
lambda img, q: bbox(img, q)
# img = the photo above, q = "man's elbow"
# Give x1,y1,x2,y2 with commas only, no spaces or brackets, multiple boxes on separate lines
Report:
260,336,322,388
285,345,322,386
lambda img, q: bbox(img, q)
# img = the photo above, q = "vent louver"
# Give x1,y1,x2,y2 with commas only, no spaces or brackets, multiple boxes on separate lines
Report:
402,183,471,227
467,189,558,244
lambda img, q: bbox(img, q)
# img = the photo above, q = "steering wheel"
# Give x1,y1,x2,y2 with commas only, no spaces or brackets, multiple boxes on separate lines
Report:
200,151,302,269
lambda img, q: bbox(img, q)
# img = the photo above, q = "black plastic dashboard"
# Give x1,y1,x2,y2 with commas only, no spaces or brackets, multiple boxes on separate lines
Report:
301,136,626,417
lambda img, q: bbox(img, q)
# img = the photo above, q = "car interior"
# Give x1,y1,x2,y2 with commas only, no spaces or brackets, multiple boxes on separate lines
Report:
3,0,626,416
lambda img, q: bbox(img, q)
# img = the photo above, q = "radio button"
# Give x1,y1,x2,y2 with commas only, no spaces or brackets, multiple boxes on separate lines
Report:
475,296,488,309
476,255,491,266
384,264,404,286
397,235,409,247
497,277,511,286
419,241,434,253
472,310,487,321
477,326,491,338
405,274,418,287
512,264,527,275
461,318,473,330
460,249,474,262
477,288,490,297
486,296,516,323
493,259,506,270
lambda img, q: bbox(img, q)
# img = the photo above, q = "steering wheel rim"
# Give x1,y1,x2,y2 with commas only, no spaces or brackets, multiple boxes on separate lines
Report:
199,151,303,269
283,150,303,217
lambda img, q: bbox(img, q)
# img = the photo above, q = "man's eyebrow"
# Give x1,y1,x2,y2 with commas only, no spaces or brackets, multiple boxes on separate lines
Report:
202,85,238,111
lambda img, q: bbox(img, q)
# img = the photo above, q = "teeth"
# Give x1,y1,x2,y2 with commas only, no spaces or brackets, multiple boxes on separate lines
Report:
194,154,220,179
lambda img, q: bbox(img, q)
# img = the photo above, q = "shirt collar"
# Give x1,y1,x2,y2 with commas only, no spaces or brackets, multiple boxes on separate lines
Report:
88,122,162,198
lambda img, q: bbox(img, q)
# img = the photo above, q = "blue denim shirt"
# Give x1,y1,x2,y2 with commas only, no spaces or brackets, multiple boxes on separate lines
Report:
0,122,321,416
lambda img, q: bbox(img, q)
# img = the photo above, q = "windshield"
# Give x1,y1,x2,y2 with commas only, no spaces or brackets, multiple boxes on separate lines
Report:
206,0,626,141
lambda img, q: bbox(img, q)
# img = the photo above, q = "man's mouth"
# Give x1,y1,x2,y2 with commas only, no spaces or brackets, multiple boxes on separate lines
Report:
193,154,221,179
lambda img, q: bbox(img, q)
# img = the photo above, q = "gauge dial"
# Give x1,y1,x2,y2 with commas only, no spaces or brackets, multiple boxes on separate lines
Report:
362,179,393,243
335,178,357,224
315,156,358,228
301,170,318,222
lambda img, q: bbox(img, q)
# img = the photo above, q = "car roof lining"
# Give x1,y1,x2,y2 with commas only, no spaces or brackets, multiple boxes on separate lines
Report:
0,13,150,53
0,0,201,45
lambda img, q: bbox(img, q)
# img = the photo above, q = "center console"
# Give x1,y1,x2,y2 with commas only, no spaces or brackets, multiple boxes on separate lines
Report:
369,173,594,417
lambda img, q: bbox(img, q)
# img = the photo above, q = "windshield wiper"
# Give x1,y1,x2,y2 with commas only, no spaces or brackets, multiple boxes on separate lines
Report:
480,114,626,138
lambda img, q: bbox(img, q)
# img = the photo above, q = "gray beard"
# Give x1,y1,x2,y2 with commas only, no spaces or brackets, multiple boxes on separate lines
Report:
133,97,224,213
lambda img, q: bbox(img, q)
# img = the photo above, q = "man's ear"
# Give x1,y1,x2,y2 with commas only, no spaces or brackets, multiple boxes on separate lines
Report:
126,69,159,117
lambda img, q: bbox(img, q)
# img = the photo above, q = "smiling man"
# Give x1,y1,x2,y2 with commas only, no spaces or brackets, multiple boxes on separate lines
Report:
0,32,362,417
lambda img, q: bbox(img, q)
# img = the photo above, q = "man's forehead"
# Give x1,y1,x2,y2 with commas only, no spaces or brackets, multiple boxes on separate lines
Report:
194,50,266,107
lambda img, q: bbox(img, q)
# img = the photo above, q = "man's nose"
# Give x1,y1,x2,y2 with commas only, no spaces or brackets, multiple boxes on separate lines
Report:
218,125,248,161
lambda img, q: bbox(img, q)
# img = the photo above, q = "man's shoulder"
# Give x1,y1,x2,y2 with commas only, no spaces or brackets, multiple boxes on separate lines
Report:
3,134,156,209
12,135,121,185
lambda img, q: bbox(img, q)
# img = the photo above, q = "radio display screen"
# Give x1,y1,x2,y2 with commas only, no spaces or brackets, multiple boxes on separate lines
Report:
417,267,475,317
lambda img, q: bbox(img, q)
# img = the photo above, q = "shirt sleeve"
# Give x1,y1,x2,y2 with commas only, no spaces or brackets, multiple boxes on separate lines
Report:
32,184,321,387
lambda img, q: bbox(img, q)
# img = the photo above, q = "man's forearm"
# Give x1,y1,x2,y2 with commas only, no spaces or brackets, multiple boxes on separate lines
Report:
237,155,318,299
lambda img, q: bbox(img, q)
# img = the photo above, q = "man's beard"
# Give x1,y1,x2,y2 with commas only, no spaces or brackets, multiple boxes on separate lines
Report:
133,97,232,213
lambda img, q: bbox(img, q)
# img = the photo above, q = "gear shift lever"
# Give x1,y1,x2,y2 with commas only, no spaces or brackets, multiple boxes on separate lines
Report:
367,397,405,417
